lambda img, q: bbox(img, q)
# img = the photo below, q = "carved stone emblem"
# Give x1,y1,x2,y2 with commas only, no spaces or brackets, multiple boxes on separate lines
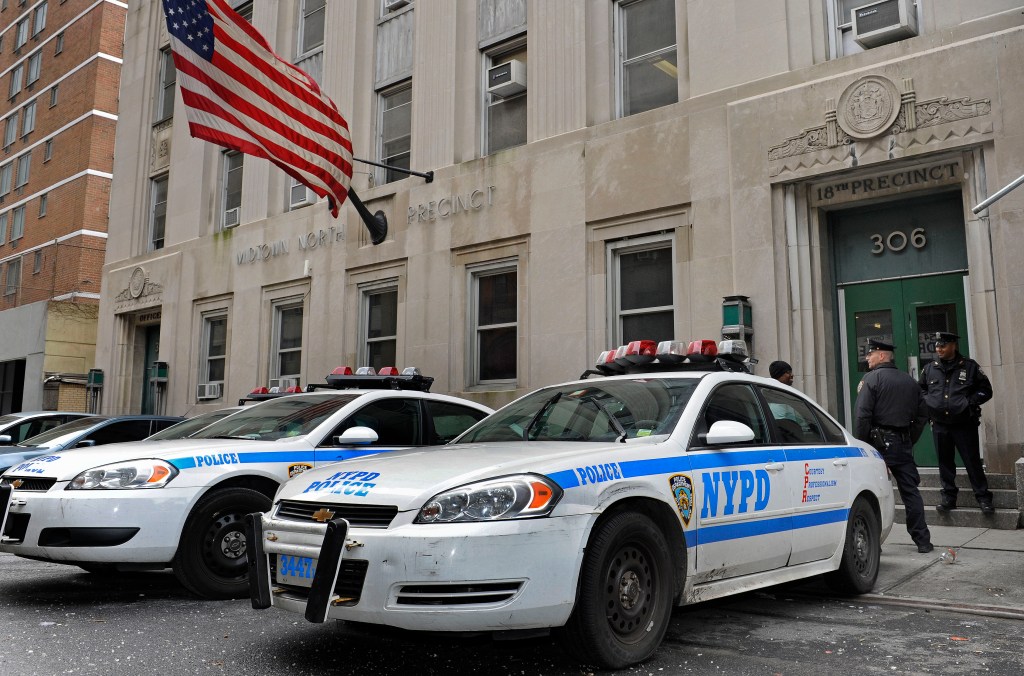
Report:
837,75,900,139
115,267,164,304
128,267,147,298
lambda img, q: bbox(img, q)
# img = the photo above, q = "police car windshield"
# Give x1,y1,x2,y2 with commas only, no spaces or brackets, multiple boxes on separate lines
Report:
189,394,358,441
455,378,699,443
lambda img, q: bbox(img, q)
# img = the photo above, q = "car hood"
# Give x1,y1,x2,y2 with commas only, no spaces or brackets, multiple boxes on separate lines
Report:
274,439,661,512
1,438,293,480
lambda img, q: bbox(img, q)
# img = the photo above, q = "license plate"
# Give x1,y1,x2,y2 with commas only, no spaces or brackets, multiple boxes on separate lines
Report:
277,554,317,588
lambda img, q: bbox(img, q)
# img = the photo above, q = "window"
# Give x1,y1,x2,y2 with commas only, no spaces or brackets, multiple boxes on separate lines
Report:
150,174,168,250
15,153,30,188
11,204,24,239
43,138,51,160
0,163,10,195
424,400,489,444
616,0,678,117
21,100,35,136
3,255,20,295
288,176,315,209
327,398,422,447
222,150,242,228
378,82,411,184
53,31,62,54
37,191,46,216
14,18,28,50
759,387,829,444
471,264,517,384
691,384,768,447
33,249,41,272
27,50,41,85
484,42,527,154
32,1,46,36
298,0,325,56
9,64,23,98
232,1,253,22
608,235,674,344
272,302,304,380
3,113,17,148
361,286,398,371
0,212,6,242
155,47,176,122
200,313,227,391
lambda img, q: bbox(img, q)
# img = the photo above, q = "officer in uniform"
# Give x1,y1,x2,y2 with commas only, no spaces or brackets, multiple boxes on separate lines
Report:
854,339,933,553
919,331,995,515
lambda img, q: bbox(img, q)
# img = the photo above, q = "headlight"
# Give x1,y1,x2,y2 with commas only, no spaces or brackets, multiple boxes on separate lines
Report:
415,474,562,523
67,459,179,490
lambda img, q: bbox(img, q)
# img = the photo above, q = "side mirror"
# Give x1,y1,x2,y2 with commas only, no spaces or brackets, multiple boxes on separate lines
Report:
703,420,756,445
75,439,97,448
335,426,378,446
0,434,12,445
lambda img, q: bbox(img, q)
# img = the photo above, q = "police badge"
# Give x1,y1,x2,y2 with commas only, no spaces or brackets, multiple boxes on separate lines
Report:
669,474,694,526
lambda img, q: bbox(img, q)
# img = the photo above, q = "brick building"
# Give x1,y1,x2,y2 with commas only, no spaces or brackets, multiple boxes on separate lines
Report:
0,0,124,413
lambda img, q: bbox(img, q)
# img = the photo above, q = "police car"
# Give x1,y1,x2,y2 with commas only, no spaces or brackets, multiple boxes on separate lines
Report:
247,341,895,669
0,369,492,599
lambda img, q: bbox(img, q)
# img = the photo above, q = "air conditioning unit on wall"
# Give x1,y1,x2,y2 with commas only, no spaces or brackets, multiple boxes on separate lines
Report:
487,59,527,99
853,0,919,49
384,0,410,12
223,207,240,228
197,383,222,400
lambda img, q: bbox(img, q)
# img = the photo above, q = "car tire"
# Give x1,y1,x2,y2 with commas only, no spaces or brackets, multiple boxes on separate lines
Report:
561,511,674,670
827,495,880,595
173,487,271,599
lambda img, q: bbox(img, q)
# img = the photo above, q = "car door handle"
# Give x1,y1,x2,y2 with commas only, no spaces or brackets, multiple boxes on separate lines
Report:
764,462,785,471
833,459,849,467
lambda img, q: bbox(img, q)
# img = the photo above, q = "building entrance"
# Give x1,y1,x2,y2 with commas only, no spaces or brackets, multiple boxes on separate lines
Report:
830,191,969,467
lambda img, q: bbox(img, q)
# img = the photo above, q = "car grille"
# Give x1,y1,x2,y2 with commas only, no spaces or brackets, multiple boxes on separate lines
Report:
1,476,57,492
275,500,398,528
394,581,524,606
270,558,369,605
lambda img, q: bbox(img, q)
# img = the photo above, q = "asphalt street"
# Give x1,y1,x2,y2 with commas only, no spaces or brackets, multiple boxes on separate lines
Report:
2,546,1023,676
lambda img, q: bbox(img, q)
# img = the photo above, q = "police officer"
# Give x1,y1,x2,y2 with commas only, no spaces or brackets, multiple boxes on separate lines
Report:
854,339,933,553
919,331,995,515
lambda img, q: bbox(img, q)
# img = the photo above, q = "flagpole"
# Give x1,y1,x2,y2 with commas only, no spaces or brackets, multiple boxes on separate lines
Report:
347,188,388,245
353,157,434,183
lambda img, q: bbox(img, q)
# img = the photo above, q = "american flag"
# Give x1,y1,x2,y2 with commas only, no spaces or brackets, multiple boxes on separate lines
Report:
161,0,352,216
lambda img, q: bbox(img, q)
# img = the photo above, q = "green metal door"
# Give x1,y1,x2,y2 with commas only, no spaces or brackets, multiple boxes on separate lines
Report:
843,273,968,466
141,326,160,415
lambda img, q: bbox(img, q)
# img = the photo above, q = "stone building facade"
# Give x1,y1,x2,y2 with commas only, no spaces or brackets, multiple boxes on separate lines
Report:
97,0,1023,475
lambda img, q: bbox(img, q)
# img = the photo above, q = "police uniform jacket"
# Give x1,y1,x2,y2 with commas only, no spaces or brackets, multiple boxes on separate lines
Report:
918,353,992,425
854,362,928,444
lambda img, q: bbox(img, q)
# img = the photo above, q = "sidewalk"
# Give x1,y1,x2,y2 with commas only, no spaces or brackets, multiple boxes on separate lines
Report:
869,524,1024,618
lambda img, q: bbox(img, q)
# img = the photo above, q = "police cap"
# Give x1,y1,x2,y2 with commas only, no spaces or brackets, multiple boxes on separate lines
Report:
866,338,895,353
932,331,959,346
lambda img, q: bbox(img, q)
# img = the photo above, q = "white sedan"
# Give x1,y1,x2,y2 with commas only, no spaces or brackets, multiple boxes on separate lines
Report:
248,342,894,669
0,381,492,599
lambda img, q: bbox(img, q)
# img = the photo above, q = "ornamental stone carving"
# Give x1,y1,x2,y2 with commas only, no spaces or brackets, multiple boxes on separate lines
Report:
836,75,901,140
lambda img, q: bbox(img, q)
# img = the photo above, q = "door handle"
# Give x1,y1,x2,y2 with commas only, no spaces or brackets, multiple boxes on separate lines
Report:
764,462,785,471
833,459,849,467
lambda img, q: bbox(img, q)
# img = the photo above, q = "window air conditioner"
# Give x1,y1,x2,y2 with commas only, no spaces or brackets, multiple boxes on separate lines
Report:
289,181,315,209
486,59,526,99
197,383,222,400
852,0,919,49
384,0,410,11
223,207,240,228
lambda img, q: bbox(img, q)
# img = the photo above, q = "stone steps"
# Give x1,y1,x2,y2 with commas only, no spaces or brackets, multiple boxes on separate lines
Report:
892,471,1021,530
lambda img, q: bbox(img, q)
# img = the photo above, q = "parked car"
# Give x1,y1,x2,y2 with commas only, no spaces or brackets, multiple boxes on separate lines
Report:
0,372,493,599
247,340,895,669
0,412,95,446
145,407,244,441
0,415,183,473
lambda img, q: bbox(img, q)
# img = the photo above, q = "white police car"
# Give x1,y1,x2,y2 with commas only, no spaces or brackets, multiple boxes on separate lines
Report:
0,370,492,599
248,341,894,669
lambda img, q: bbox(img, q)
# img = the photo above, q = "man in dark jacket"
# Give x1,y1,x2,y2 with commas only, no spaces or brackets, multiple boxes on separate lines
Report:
919,332,994,515
855,339,932,553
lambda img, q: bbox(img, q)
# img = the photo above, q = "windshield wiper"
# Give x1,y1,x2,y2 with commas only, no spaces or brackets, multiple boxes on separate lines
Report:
208,435,260,440
523,391,562,441
581,397,628,443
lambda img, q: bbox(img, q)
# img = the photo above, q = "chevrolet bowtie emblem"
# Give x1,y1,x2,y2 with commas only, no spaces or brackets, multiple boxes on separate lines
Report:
311,507,335,523
11,479,23,489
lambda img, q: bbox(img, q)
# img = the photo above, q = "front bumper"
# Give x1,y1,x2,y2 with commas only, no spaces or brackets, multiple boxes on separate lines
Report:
0,482,197,564
252,510,592,632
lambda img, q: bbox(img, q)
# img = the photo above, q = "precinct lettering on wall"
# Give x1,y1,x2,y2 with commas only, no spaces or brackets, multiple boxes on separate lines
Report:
408,186,496,224
810,161,961,207
235,226,345,265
